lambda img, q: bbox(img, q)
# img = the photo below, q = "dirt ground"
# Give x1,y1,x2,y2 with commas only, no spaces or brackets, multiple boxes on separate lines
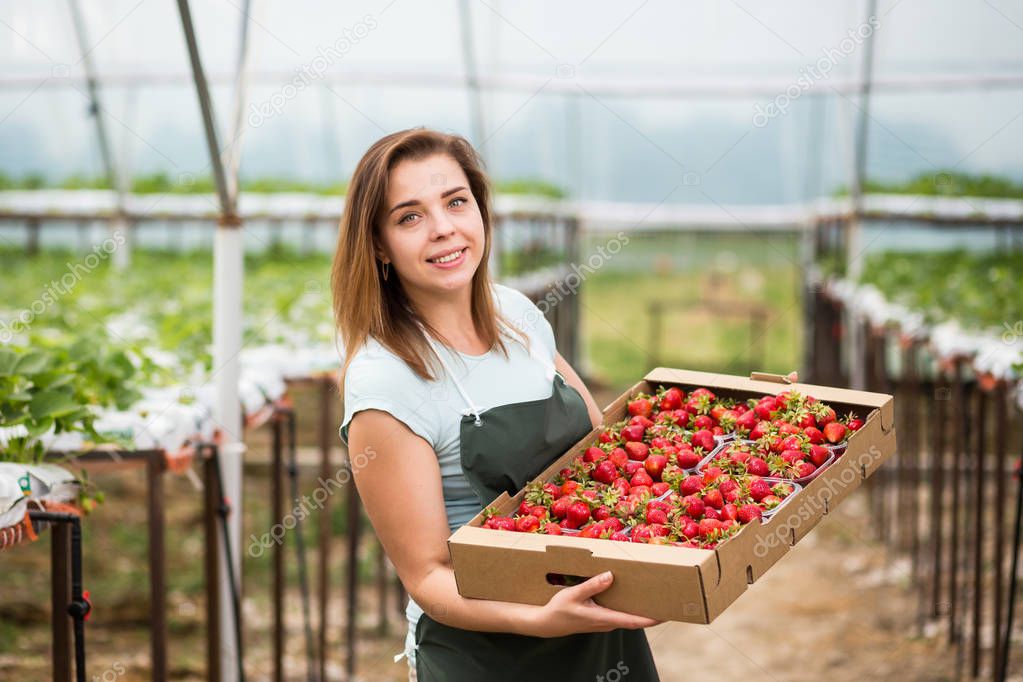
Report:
2,384,1020,681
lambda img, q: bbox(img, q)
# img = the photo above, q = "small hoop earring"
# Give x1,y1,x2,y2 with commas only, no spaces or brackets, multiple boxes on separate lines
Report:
381,261,390,281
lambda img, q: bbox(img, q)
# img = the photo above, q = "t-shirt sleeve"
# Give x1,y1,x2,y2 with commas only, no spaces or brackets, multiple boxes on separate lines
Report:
338,351,437,448
496,283,559,360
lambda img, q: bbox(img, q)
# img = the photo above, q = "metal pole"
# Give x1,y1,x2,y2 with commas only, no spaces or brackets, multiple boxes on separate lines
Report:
318,377,333,681
271,418,284,682
844,0,878,389
203,448,222,682
992,382,1008,680
51,519,72,682
175,3,251,677
971,387,986,678
67,0,131,269
457,0,486,153
286,409,317,681
147,452,168,681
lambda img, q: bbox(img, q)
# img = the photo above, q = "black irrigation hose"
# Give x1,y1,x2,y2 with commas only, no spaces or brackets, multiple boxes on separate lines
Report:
286,410,318,682
30,510,89,682
999,452,1023,682
208,444,246,682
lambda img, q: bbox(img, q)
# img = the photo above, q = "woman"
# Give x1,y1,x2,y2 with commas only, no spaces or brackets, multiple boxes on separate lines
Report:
333,128,661,682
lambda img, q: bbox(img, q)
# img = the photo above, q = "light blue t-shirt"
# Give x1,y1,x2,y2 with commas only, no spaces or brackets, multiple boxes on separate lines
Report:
337,282,561,665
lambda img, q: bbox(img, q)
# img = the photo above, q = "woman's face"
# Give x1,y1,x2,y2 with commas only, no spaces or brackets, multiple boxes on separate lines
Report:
377,153,485,297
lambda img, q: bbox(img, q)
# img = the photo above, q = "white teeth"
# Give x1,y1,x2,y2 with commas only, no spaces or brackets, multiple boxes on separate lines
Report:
430,248,464,264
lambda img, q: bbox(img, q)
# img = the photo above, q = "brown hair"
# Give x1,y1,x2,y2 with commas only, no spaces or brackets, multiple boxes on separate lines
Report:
331,127,528,391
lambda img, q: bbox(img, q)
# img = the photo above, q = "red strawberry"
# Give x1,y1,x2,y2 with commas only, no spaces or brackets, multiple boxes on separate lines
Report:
808,444,830,467
631,525,652,542
823,422,847,444
736,504,763,524
749,478,771,502
651,482,670,497
845,414,864,431
682,494,705,518
692,429,716,452
551,497,572,519
780,435,803,451
703,488,724,509
780,449,804,465
560,480,580,498
543,522,562,535
628,397,653,418
650,436,672,450
608,447,629,468
703,507,722,521
699,518,725,537
693,415,715,430
593,505,611,521
735,410,757,433
677,448,701,469
702,466,724,484
680,475,704,496
750,421,771,440
803,426,824,444
722,503,738,521
630,470,654,488
621,424,646,442
746,456,769,476
598,429,617,444
611,477,631,497
610,531,630,542
646,508,668,525
796,461,816,478
566,502,591,528
624,441,649,461
659,387,684,411
624,461,642,476
490,516,516,531
761,494,782,509
515,515,540,532
592,460,618,484
817,406,837,426
629,485,652,499
682,520,701,539
629,415,654,429
644,454,667,480
583,446,606,463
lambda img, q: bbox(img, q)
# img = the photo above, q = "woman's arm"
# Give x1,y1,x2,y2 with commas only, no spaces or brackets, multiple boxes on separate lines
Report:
347,408,659,637
555,352,604,429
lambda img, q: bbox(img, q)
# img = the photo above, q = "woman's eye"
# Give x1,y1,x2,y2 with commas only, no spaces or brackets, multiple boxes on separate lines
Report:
449,197,467,208
398,212,417,225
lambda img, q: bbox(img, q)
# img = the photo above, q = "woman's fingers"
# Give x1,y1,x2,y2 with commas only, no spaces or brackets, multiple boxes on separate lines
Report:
583,603,663,630
562,571,614,602
786,370,799,383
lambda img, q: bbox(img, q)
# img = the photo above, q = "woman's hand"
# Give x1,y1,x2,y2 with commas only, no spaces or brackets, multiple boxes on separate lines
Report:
786,371,799,383
529,571,662,638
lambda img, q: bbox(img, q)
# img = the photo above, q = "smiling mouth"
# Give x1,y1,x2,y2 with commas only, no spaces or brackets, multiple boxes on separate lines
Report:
427,247,466,264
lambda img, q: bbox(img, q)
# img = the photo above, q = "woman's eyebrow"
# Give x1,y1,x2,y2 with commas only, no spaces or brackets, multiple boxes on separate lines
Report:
389,185,468,214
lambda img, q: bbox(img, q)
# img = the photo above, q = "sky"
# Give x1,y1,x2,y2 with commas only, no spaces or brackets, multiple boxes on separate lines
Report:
2,0,1022,204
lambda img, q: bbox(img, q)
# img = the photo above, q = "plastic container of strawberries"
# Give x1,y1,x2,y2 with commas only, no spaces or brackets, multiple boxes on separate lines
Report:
759,478,804,519
694,442,833,487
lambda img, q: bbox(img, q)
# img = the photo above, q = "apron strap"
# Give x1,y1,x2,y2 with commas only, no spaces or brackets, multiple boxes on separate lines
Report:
415,318,558,425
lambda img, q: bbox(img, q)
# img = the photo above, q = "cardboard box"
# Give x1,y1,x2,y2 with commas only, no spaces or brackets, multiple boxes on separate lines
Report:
448,368,896,623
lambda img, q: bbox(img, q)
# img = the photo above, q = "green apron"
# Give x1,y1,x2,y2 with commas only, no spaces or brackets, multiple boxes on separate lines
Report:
414,336,659,682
